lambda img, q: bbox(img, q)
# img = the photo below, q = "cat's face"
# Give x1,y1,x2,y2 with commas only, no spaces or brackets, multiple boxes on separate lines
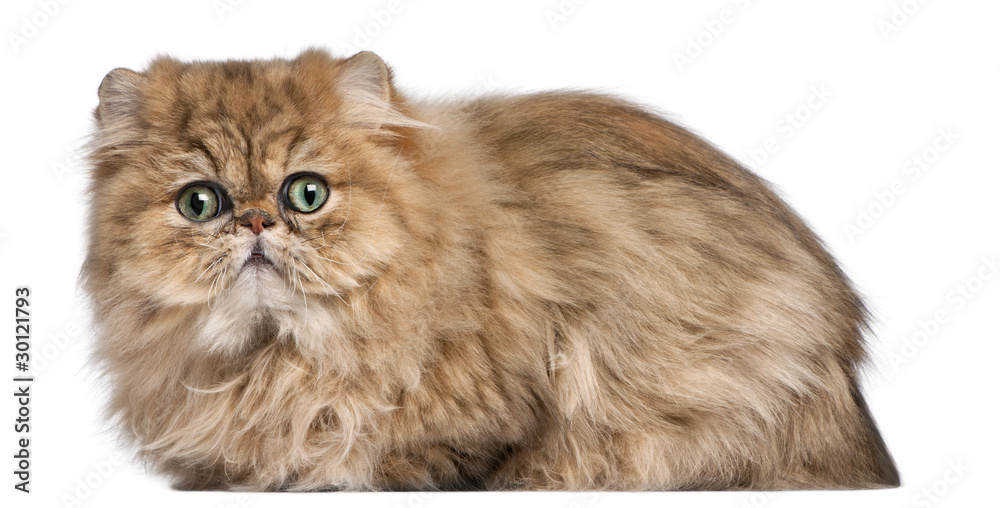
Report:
86,50,423,355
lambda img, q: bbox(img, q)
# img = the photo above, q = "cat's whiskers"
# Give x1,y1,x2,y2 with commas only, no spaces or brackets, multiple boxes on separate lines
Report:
296,256,353,309
299,256,378,310
346,279,379,309
207,272,221,310
207,273,220,311
190,230,221,250
170,231,189,256
173,227,223,251
195,252,229,283
180,372,248,394
206,262,230,311
310,251,391,271
295,256,337,297
299,230,342,244
287,257,310,323
327,283,352,308
192,240,217,250
168,224,221,239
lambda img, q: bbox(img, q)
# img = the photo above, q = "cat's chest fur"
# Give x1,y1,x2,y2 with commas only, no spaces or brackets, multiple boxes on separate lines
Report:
160,286,547,490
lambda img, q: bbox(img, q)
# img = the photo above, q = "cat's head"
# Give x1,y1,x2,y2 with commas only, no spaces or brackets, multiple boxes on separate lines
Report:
85,49,429,356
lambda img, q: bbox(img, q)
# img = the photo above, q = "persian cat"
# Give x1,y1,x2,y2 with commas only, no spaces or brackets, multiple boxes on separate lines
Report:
83,49,899,491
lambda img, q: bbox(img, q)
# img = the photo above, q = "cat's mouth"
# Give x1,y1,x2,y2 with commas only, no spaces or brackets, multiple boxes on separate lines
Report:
242,245,274,270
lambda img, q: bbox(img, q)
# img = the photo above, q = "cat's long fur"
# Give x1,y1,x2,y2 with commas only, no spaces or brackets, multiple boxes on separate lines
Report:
83,49,899,490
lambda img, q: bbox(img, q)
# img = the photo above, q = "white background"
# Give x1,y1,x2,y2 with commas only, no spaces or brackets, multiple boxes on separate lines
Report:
1,0,997,507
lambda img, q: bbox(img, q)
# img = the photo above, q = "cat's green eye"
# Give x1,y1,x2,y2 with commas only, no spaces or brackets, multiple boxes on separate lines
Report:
283,173,329,213
176,183,223,222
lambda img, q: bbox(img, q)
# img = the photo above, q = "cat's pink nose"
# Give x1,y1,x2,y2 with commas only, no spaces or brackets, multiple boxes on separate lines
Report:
239,210,274,235
248,216,268,235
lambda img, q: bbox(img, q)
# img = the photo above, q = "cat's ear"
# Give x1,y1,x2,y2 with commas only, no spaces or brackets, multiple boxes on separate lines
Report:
336,51,430,132
338,51,392,107
96,68,145,127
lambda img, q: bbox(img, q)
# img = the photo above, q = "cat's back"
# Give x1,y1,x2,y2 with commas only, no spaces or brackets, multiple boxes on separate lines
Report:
427,91,761,195
413,91,847,290
417,91,833,259
412,89,869,377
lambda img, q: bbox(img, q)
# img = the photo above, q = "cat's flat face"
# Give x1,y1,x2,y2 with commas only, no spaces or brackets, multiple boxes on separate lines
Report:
87,51,418,355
